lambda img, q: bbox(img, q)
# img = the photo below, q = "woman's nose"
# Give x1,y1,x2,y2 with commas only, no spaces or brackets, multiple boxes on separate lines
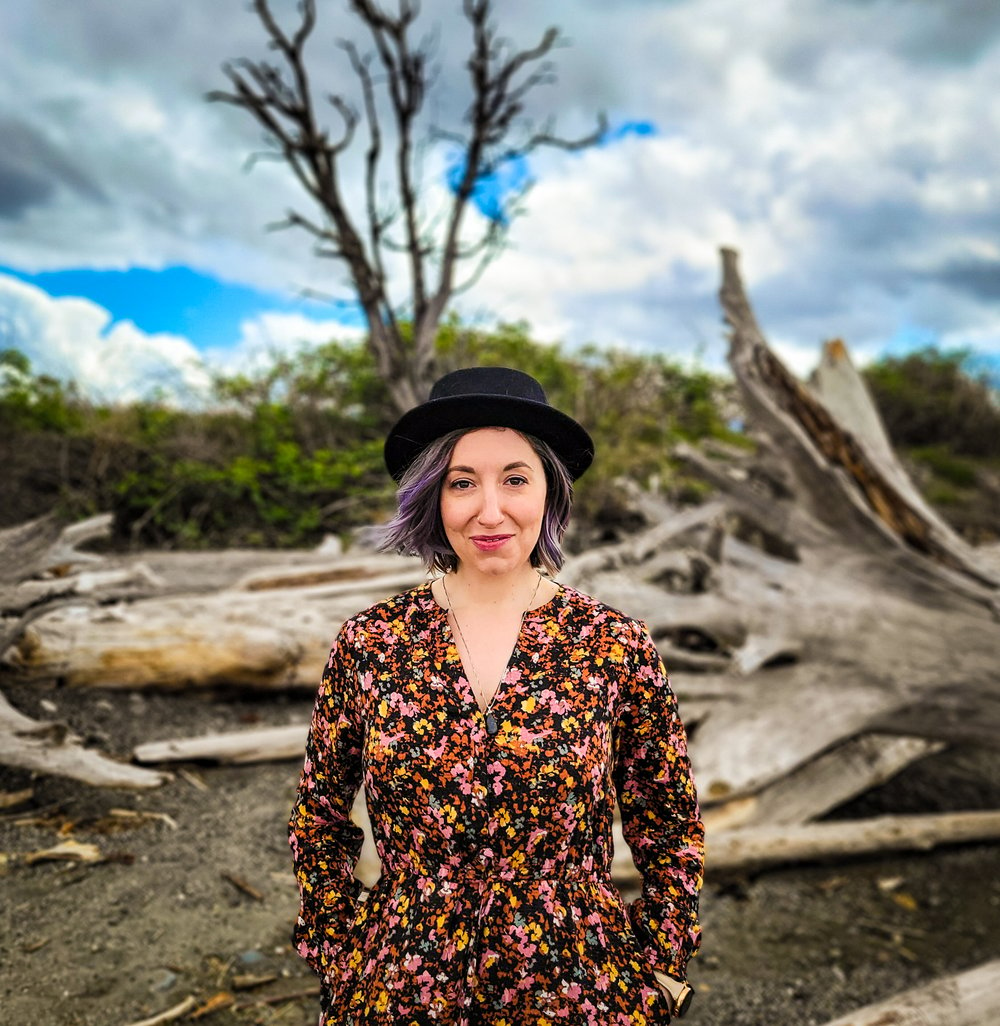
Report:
476,487,504,526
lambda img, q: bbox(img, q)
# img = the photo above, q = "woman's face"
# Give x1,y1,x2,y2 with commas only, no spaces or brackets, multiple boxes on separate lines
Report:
439,427,547,578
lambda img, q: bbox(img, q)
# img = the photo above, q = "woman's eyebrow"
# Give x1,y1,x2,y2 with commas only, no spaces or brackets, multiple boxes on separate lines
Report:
446,461,533,474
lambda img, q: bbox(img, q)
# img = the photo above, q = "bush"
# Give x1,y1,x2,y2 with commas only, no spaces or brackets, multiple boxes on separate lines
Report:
863,347,1000,459
908,446,979,489
1,330,741,548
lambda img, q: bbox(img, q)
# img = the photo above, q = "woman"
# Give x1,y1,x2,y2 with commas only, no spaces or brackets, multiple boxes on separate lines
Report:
289,367,704,1025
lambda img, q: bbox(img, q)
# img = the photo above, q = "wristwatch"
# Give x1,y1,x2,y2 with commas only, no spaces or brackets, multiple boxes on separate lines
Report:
652,970,694,1018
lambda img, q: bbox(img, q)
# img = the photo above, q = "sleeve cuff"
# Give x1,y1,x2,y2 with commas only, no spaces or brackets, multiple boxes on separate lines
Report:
627,900,694,979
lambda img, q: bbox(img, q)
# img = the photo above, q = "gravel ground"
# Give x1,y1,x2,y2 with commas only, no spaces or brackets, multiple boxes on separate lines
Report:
2,678,998,1026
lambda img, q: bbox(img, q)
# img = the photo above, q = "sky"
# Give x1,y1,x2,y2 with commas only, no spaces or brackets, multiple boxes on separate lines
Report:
2,0,999,403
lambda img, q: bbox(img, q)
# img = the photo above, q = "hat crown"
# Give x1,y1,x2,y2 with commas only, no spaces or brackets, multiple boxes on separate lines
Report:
429,367,547,404
384,365,593,482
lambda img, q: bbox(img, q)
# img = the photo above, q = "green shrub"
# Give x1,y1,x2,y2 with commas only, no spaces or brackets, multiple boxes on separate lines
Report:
1,330,740,547
909,446,979,488
864,347,1000,459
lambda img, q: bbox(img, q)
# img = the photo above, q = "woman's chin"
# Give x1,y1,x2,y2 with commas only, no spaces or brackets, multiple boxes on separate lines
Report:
458,551,529,576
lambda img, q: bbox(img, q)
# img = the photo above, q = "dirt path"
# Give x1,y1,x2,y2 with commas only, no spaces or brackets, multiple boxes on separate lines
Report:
2,679,998,1026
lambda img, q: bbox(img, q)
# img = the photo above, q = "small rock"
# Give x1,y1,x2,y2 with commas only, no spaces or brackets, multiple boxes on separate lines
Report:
151,969,178,992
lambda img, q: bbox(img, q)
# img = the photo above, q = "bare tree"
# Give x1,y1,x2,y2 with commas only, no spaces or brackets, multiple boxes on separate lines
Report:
210,0,606,414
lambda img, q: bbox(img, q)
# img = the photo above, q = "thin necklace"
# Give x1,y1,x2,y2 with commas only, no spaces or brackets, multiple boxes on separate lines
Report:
442,572,543,738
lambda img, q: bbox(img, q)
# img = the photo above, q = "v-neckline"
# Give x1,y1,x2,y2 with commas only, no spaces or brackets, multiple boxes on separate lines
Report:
423,581,562,721
444,615,523,718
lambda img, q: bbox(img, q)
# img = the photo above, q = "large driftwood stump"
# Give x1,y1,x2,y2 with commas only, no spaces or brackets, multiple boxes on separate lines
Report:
571,249,1000,813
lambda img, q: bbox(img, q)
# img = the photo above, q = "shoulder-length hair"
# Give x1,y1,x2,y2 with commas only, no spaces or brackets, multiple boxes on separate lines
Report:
378,427,574,575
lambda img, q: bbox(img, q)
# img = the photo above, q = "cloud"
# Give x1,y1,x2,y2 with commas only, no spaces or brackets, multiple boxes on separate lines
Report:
0,273,212,403
452,0,1000,374
206,311,366,378
0,117,107,220
931,258,1000,303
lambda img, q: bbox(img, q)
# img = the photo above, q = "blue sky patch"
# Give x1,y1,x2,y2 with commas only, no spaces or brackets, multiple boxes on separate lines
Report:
880,322,1000,388
447,153,533,225
962,350,1000,389
0,264,361,351
600,120,658,144
446,120,657,224
881,322,940,356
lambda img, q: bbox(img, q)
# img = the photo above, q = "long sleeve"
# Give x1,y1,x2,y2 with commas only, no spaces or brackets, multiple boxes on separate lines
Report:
288,627,366,978
613,621,704,980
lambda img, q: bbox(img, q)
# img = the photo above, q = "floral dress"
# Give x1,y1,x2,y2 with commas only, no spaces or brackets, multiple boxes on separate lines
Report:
289,582,704,1025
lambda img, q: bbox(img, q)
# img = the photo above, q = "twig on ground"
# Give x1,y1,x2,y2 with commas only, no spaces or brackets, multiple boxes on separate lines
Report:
222,871,264,901
121,995,197,1026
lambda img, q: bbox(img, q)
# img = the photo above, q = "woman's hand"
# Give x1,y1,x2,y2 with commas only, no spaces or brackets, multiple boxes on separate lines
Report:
654,979,674,1021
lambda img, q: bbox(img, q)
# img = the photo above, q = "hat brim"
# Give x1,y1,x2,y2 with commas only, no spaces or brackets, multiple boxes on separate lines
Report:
384,394,594,482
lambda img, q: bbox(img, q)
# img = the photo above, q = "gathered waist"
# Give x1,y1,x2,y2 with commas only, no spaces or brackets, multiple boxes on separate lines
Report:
376,851,612,891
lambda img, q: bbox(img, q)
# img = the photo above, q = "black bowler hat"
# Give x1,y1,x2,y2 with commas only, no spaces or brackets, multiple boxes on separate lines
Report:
384,367,595,483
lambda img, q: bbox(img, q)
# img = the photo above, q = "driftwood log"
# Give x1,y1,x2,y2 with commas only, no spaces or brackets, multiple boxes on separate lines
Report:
816,958,1000,1026
134,723,309,765
3,559,423,690
0,514,171,787
703,809,1000,874
0,689,166,789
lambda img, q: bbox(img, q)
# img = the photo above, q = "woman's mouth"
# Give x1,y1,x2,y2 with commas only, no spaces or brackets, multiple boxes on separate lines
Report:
471,534,512,551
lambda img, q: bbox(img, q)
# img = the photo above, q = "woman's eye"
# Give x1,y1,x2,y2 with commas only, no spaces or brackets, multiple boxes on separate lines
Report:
449,479,474,490
506,476,528,487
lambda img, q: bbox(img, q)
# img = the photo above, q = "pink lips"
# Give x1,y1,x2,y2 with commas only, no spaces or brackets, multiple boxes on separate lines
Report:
471,534,512,551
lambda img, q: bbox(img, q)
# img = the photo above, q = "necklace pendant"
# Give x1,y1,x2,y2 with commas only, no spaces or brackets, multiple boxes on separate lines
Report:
485,711,499,737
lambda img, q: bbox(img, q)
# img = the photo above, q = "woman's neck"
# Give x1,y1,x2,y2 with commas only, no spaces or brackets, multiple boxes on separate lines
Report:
443,565,543,611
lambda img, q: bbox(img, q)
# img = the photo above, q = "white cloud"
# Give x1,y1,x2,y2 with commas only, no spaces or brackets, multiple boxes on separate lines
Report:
0,274,212,403
449,0,1000,371
206,312,366,378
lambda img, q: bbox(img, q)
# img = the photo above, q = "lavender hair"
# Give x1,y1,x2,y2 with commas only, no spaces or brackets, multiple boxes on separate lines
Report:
377,427,574,575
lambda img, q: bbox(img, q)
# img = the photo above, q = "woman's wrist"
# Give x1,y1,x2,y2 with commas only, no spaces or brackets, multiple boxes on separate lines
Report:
652,970,694,1017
